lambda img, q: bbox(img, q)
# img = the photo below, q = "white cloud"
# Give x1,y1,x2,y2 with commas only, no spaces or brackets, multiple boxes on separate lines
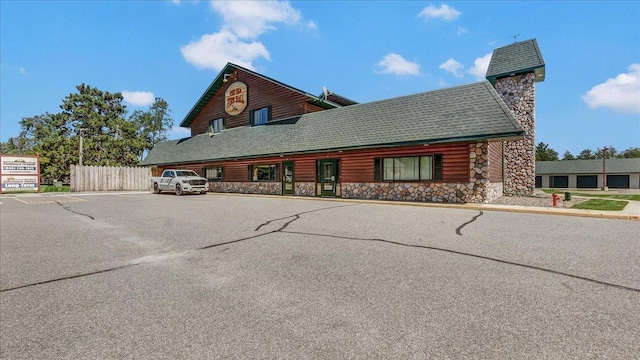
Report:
418,4,461,21
180,30,269,70
182,1,309,70
456,26,467,36
122,91,156,106
19,67,27,76
168,126,190,139
439,58,464,78
376,53,420,76
210,0,301,39
468,53,492,80
582,64,640,114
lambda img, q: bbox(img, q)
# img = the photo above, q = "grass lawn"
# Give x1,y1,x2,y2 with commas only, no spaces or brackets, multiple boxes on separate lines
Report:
542,189,640,201
570,199,628,211
41,185,70,192
2,185,70,194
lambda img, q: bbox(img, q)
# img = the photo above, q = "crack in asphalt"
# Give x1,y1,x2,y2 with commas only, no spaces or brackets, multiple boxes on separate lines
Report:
455,210,483,235
55,201,95,220
254,204,358,231
1,204,350,293
279,229,640,293
0,264,138,293
4,203,637,295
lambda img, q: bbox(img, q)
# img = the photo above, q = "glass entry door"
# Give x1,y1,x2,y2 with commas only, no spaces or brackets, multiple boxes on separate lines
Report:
282,161,294,195
320,160,337,197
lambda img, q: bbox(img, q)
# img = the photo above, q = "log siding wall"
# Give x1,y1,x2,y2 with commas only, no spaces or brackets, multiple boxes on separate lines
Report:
149,143,506,203
190,71,326,136
155,143,469,185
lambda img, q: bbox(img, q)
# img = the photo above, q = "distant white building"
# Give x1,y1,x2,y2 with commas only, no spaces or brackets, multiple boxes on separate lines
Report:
535,158,640,189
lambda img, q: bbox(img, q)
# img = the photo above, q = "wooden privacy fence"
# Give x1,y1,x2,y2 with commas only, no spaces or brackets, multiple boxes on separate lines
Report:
70,165,151,192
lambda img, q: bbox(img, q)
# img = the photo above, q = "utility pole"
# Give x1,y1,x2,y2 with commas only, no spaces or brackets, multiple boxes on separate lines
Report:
78,128,87,166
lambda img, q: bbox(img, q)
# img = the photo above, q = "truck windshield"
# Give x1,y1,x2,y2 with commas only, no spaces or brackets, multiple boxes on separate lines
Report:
175,171,199,177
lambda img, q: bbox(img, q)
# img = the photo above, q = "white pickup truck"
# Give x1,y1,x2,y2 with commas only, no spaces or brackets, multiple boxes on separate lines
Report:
151,169,208,195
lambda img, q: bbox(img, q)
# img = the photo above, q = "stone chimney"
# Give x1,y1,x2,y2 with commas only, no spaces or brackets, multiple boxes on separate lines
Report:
486,39,545,196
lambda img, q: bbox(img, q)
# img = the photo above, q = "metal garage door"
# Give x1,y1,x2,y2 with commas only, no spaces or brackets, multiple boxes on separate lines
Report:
607,175,630,189
535,176,542,188
550,176,568,188
577,175,597,188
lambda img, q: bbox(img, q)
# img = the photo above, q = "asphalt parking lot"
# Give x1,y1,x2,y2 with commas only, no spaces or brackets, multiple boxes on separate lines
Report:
1,192,639,359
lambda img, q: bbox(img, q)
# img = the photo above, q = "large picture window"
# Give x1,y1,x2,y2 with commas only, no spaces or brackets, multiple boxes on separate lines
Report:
251,106,271,126
250,164,279,181
204,167,223,181
375,155,443,181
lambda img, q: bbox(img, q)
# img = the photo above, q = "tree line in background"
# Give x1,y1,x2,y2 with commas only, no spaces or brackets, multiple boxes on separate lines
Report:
0,84,173,181
535,142,640,162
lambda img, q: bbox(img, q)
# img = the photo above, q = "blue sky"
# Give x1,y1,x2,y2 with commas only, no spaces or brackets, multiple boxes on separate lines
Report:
1,1,639,156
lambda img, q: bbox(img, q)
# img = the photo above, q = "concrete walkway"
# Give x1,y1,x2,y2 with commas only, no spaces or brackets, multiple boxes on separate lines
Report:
2,191,639,221
477,200,640,221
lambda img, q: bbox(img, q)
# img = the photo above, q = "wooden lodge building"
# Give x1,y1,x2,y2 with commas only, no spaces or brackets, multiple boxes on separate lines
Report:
142,39,546,203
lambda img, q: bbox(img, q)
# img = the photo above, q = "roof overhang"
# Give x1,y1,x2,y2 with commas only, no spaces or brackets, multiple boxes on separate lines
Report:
487,65,545,85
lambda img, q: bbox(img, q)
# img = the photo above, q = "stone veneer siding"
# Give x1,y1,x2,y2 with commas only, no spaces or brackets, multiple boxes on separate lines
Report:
495,73,536,196
342,142,497,204
294,182,315,197
208,181,282,195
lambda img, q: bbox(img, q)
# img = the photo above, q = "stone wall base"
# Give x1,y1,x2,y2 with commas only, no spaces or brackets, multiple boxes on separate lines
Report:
207,181,502,204
294,182,315,197
342,182,489,203
208,181,282,195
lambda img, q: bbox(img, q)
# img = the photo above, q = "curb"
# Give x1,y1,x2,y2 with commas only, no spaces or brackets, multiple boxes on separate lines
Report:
5,191,637,221
208,192,640,221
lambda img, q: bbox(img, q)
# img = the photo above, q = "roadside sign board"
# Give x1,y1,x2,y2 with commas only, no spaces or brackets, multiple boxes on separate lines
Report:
0,154,41,193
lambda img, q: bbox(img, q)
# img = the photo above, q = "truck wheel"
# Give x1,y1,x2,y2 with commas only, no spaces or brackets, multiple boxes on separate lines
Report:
153,183,160,194
175,184,183,196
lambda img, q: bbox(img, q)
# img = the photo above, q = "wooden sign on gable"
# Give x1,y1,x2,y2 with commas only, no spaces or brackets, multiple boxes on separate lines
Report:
225,81,248,116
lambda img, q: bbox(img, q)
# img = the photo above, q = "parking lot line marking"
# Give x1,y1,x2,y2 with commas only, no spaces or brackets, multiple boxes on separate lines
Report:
12,197,28,204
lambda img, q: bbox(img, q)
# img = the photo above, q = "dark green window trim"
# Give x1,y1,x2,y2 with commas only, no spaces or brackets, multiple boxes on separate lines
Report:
379,154,443,182
250,105,272,126
203,166,224,182
373,158,381,181
208,117,225,133
249,164,279,181
434,154,443,181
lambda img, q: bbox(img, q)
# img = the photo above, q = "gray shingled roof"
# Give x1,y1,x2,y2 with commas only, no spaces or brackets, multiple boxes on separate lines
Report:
141,81,524,166
536,159,640,175
486,39,545,79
